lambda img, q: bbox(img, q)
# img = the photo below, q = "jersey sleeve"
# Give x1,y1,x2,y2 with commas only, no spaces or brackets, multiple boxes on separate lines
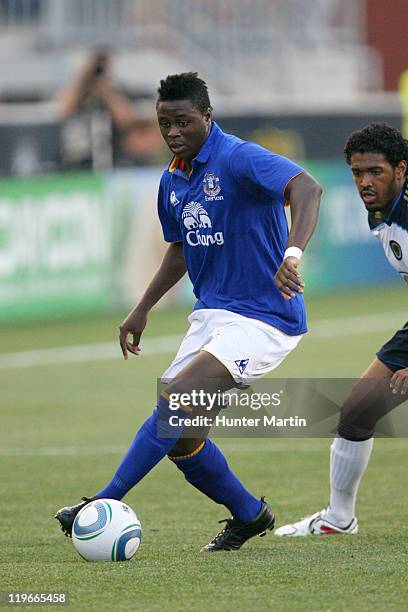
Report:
157,178,182,243
229,141,304,201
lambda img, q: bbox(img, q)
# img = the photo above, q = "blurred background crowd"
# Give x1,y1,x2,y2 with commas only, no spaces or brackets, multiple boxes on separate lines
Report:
1,0,407,323
0,0,406,177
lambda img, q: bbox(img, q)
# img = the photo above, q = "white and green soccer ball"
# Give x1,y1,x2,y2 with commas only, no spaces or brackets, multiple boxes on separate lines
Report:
72,499,142,562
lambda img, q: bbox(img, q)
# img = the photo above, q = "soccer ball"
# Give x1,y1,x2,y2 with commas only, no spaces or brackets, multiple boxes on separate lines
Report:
72,498,142,562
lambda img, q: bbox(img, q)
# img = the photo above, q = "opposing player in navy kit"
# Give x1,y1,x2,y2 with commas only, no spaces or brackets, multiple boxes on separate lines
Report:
276,122,408,537
55,72,322,551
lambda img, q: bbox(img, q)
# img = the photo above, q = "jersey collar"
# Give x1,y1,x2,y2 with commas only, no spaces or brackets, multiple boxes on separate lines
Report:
168,157,186,173
382,179,408,224
194,121,221,164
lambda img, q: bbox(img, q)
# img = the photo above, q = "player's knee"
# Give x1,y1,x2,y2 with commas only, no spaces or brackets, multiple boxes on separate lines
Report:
337,398,375,441
337,421,374,441
337,382,396,440
167,438,205,459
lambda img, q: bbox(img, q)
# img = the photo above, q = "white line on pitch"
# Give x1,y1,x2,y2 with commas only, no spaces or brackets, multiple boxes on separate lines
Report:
311,310,406,339
0,439,406,457
0,443,327,457
0,334,183,370
0,310,406,370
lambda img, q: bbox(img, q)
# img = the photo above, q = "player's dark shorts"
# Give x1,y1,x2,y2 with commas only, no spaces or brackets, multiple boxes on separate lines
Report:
376,321,408,372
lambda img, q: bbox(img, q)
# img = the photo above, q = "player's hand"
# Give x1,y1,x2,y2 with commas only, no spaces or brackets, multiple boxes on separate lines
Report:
390,367,408,395
119,308,148,360
274,256,305,300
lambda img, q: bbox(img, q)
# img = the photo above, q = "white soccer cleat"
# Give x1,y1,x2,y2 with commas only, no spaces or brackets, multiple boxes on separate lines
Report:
275,511,358,536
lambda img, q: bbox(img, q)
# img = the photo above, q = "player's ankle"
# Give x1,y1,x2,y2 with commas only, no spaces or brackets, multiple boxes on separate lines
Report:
323,507,355,528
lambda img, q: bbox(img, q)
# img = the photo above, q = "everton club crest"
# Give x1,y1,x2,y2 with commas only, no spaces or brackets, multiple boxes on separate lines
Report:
203,172,221,198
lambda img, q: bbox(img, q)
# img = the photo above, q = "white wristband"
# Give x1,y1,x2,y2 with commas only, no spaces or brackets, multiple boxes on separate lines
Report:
284,246,303,261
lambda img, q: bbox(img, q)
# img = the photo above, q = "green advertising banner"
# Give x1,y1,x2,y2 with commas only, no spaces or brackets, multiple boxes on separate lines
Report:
0,172,132,323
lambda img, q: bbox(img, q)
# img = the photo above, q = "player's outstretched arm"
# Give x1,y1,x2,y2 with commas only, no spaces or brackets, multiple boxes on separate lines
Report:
119,242,186,359
274,172,322,299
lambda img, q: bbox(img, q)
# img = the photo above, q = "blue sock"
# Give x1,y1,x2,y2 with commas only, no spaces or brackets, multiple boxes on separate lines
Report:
171,439,262,521
95,396,185,500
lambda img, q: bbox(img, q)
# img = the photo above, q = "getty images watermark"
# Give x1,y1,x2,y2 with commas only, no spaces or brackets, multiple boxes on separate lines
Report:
157,378,408,438
167,389,306,430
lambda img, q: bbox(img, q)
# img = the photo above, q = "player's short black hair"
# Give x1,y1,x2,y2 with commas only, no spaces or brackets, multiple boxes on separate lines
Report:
157,72,212,114
344,122,408,167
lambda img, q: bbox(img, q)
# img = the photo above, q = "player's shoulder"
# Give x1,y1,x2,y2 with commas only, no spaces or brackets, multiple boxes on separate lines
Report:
209,124,245,161
157,165,174,204
222,130,297,170
390,193,408,231
225,134,303,181
368,192,408,233
219,129,271,158
213,122,270,155
159,160,179,192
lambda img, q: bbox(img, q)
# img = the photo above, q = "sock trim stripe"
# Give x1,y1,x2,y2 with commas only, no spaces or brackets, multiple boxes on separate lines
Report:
168,441,206,462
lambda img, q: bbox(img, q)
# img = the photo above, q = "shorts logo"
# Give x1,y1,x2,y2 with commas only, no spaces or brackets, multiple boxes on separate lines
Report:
390,240,402,261
234,359,249,375
182,201,224,247
170,190,180,206
203,173,223,201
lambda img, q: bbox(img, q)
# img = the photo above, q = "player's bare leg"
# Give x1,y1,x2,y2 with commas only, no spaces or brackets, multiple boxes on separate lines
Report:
276,357,402,536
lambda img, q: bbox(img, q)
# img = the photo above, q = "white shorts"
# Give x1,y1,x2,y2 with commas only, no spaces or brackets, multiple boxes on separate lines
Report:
161,309,303,385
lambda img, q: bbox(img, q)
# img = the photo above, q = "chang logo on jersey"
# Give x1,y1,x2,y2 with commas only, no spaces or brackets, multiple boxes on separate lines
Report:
203,173,224,201
170,190,180,207
182,201,224,247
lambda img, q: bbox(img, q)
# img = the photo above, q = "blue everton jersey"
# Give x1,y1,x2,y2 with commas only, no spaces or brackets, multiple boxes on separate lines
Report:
157,121,306,335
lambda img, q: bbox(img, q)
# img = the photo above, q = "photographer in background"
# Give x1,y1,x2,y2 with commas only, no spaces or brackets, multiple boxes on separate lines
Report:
57,50,165,171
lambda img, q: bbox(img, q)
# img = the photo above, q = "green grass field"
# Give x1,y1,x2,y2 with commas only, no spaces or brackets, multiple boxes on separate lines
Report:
1,286,407,611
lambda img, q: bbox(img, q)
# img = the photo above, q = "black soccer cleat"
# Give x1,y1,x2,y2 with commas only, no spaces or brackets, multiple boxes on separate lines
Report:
54,497,95,537
200,497,275,552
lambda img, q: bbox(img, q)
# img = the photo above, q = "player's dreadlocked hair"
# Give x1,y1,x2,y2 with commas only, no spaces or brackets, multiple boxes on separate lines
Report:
344,122,408,167
157,72,212,114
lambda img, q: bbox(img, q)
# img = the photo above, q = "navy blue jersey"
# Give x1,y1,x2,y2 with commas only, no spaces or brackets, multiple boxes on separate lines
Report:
157,121,306,336
367,179,408,371
368,180,408,281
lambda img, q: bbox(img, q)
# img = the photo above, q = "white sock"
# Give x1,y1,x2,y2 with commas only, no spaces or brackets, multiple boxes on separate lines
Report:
324,436,374,527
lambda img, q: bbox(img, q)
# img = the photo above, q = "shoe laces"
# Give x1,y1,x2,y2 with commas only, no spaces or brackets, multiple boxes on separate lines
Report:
210,498,266,544
209,517,239,545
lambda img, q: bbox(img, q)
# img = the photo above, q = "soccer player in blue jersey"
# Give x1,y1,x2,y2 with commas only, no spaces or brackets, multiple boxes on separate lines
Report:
276,122,408,537
56,72,322,551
